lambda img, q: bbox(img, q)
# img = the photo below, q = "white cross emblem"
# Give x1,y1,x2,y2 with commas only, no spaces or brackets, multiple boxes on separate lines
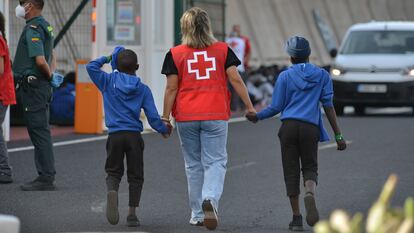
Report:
187,51,216,80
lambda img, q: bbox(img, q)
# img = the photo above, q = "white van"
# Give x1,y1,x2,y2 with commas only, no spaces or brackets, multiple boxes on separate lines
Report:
331,21,414,115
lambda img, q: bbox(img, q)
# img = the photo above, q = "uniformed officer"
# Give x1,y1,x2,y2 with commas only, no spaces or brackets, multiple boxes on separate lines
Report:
12,0,64,191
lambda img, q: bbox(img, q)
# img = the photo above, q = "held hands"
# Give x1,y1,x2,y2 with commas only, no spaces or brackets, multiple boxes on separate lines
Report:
161,118,173,139
50,72,64,88
245,109,259,123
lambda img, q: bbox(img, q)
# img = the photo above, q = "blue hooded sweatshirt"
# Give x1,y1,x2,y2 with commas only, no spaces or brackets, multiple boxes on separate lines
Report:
86,56,168,134
256,63,333,142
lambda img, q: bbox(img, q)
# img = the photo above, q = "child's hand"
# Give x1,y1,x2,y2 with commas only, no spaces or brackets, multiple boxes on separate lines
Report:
246,112,258,123
106,55,112,63
336,138,347,151
161,119,173,139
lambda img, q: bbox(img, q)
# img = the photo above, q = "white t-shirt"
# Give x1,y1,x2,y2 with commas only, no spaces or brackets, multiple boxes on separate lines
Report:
226,37,246,72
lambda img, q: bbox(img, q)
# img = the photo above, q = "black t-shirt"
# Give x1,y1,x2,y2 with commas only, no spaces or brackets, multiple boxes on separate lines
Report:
161,47,241,75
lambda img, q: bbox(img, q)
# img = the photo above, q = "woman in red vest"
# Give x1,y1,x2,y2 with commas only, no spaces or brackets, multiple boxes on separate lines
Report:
161,7,255,230
0,11,16,184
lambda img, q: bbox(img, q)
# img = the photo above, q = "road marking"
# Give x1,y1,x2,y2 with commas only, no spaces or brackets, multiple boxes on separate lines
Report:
228,116,247,123
227,161,257,171
8,135,109,153
319,140,352,150
8,118,250,153
90,199,106,213
90,192,129,214
60,232,151,233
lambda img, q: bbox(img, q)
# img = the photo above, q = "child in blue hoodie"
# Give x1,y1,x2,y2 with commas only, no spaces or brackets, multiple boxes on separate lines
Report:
246,36,346,231
86,47,171,227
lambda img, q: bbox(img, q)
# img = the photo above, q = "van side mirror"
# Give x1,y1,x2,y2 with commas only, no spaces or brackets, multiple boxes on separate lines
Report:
329,48,338,58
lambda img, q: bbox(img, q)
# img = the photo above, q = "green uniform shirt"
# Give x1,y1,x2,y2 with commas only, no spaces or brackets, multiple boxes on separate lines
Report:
12,16,54,81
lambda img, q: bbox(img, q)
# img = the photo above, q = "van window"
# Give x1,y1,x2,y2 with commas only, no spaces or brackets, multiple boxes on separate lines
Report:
340,31,414,54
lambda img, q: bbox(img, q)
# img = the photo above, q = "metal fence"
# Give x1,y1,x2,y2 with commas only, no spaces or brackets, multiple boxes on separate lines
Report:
9,0,93,74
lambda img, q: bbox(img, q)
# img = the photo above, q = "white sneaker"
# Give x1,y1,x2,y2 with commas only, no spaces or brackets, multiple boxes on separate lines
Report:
189,218,204,226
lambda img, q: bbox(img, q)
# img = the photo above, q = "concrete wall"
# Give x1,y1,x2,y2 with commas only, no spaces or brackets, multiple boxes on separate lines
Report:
226,0,414,66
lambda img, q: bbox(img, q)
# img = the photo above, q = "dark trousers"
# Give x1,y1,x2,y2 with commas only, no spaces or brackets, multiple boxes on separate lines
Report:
19,82,55,182
105,131,145,207
278,119,319,196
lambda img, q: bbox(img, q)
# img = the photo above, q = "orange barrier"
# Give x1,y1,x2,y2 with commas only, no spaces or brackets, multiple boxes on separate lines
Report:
74,60,103,134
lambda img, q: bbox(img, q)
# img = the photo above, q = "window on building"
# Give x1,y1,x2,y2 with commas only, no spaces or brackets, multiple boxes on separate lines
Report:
106,0,142,46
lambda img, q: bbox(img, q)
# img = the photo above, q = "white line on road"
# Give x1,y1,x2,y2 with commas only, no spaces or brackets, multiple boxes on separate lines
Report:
90,192,129,214
60,232,152,233
228,116,248,123
8,117,250,153
8,135,109,153
319,141,352,150
90,199,106,213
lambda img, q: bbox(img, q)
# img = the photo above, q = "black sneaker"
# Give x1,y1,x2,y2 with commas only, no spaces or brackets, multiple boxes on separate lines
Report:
304,192,319,226
289,215,304,231
126,214,140,227
202,199,218,230
20,177,55,191
106,191,119,225
0,173,12,184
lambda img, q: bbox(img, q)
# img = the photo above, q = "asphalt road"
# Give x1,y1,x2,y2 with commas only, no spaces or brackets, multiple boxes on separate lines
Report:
1,109,413,233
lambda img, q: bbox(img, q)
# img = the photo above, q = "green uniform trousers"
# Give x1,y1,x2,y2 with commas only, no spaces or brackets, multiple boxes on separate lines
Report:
19,80,55,181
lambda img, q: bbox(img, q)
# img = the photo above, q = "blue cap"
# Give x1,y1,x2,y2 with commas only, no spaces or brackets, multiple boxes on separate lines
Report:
285,36,311,58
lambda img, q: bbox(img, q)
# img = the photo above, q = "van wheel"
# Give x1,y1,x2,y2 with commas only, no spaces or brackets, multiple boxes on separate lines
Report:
354,106,365,115
334,104,344,116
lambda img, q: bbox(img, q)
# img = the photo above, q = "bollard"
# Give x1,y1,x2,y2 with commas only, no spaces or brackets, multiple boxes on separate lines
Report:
0,214,20,233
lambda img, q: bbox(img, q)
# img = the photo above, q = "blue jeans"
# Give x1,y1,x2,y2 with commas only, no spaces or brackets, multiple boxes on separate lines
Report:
177,120,228,221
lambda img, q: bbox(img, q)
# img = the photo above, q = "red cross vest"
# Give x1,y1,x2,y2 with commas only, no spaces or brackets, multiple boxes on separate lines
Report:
170,42,231,122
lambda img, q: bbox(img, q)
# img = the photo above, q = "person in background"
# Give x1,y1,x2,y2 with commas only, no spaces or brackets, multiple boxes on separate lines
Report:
87,47,172,227
12,0,64,191
161,7,256,230
231,24,251,70
0,11,16,184
246,36,347,231
50,72,75,125
226,31,247,112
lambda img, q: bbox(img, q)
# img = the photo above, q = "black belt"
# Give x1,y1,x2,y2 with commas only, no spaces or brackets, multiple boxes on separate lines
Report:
16,75,48,90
